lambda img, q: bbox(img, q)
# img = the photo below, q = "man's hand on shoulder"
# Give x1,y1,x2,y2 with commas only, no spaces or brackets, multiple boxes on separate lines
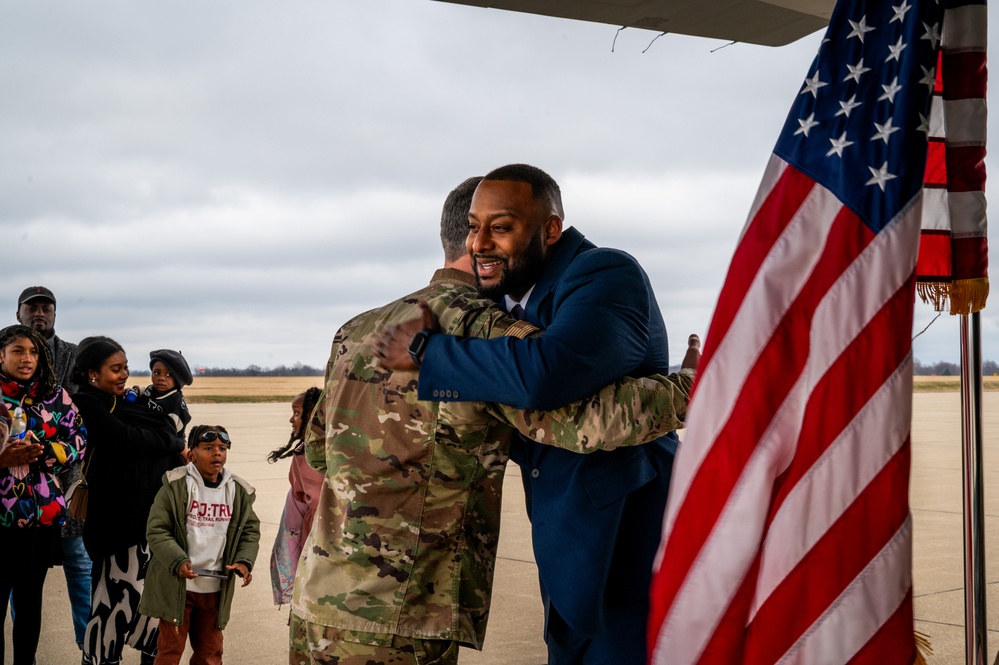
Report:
375,301,440,371
682,334,701,372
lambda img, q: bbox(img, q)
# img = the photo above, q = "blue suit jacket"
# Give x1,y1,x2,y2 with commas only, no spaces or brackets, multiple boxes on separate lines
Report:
419,227,677,638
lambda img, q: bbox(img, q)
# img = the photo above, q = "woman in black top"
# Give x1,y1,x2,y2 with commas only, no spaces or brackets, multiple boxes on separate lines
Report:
72,336,184,665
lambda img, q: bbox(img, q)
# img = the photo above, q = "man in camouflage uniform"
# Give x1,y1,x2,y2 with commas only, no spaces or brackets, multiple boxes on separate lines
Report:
289,177,697,665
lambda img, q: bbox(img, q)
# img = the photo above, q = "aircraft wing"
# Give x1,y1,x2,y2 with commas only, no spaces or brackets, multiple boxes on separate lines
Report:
433,0,835,46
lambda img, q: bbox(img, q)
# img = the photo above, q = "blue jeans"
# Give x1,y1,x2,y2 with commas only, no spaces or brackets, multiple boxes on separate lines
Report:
61,535,92,647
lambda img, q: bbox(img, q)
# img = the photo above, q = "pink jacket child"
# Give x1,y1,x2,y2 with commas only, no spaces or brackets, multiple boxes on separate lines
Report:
268,388,324,605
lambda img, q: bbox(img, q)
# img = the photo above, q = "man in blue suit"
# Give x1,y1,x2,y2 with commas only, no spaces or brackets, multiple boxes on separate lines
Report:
380,164,688,665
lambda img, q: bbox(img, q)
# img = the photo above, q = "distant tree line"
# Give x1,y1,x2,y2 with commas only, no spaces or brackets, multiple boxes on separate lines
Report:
197,363,324,377
132,363,324,377
914,359,999,376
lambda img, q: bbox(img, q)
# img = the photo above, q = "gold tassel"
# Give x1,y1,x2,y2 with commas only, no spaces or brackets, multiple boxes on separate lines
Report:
948,277,990,315
916,277,990,315
916,282,950,312
913,630,933,665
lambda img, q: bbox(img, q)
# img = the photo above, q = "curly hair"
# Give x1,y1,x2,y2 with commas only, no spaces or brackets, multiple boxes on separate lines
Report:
0,324,58,399
187,424,231,450
267,386,322,463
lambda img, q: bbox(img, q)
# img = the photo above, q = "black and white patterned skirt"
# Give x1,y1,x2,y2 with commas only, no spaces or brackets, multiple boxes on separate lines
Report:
82,543,158,665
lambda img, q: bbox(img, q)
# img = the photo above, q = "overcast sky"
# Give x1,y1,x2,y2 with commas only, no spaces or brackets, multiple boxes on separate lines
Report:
0,0,994,371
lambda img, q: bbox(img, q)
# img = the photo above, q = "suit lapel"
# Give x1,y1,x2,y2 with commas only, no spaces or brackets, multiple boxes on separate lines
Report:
526,226,591,327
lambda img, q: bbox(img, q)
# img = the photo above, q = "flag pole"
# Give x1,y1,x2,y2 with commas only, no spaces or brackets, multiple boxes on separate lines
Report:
960,311,987,665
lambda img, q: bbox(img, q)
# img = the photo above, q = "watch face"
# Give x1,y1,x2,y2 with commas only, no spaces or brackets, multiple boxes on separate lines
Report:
408,332,428,356
408,331,430,366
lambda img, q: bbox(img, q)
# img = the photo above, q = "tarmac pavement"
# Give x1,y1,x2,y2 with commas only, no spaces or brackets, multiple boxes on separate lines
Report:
18,393,999,664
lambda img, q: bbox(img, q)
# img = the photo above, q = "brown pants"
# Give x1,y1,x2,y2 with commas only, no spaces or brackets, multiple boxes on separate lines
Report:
289,613,459,665
154,591,224,665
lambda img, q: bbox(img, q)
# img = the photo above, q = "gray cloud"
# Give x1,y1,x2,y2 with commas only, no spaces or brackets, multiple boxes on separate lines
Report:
0,0,994,370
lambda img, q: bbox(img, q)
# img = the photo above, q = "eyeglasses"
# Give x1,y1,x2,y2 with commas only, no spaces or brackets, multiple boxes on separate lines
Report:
199,430,230,445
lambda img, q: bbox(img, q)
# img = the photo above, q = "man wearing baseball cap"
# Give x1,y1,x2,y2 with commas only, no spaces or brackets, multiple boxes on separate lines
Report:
16,286,77,390
14,285,91,652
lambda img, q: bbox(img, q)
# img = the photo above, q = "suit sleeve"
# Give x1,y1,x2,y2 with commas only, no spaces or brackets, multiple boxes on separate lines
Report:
419,250,656,410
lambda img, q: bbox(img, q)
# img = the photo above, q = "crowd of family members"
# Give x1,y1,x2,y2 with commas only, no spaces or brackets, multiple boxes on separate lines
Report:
6,286,226,664
268,388,324,606
290,168,699,665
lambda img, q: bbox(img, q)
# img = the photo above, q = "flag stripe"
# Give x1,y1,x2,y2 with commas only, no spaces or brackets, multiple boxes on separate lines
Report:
940,3,988,53
761,274,915,524
845,588,916,665
942,51,987,100
751,285,916,618
780,515,914,665
923,140,947,187
941,99,988,144
920,188,950,228
743,438,912,664
954,235,990,278
949,191,988,233
947,145,987,190
927,95,945,138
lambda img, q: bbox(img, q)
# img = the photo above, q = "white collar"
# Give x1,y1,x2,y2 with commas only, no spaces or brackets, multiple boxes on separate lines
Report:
503,285,535,314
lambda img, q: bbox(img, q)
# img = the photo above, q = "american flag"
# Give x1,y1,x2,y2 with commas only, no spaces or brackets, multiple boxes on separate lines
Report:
916,1,989,313
646,0,972,663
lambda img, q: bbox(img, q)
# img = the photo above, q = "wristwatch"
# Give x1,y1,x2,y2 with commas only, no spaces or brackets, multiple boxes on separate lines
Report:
407,329,435,367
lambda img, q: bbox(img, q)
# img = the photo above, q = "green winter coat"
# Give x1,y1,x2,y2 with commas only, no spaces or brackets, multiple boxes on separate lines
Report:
139,464,261,630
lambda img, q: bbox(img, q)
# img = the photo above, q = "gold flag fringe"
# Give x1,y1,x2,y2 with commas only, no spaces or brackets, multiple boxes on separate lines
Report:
913,630,933,664
916,277,990,315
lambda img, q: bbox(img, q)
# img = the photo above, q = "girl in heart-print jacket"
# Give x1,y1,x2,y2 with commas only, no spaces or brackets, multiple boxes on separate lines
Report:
0,325,86,529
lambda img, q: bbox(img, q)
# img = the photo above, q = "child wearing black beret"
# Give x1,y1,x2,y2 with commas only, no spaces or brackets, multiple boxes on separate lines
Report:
132,349,193,439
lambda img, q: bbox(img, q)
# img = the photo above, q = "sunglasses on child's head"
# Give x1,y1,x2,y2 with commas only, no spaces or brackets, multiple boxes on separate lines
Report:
199,430,230,445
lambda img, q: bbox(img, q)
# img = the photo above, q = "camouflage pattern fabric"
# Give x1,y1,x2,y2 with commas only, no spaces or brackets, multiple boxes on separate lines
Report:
289,613,458,665
290,268,693,650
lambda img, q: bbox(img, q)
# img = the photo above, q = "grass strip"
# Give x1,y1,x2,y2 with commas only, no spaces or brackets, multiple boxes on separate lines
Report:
913,379,999,392
187,395,302,404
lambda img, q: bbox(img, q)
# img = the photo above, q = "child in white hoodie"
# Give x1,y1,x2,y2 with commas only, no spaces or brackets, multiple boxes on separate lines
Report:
140,425,260,665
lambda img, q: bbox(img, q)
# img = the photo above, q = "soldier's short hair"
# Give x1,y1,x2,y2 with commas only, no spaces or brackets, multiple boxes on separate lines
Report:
440,176,483,262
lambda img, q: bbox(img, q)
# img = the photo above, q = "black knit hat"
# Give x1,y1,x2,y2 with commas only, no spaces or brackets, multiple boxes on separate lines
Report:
149,349,193,387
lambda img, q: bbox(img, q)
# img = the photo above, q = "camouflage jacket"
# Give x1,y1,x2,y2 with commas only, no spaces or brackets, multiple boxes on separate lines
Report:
290,268,693,649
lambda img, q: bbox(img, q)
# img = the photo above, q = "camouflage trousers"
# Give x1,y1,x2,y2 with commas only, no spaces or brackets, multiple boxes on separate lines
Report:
289,613,459,665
